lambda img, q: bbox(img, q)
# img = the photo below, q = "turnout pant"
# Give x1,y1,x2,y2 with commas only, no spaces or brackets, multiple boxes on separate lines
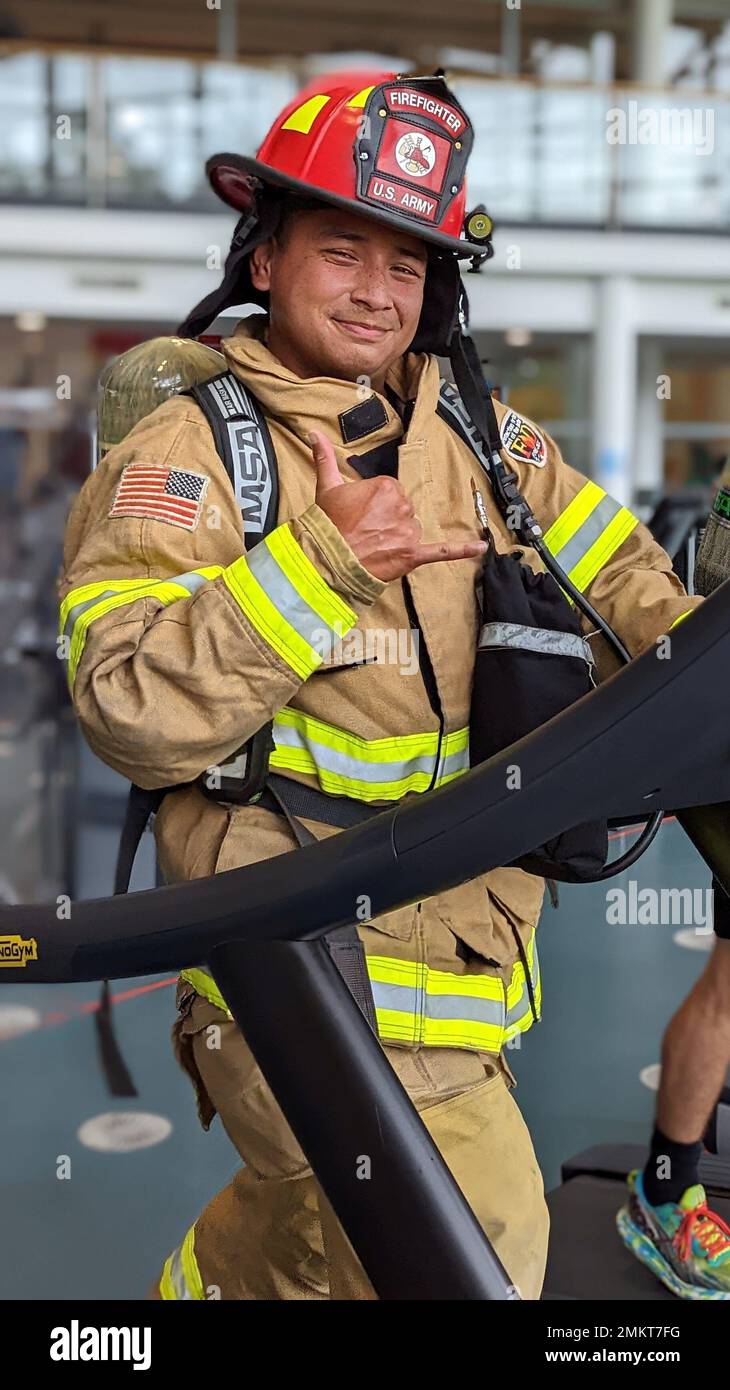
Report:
158,980,549,1301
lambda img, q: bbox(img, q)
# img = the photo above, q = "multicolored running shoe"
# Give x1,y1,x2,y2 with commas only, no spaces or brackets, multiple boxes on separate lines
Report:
617,1169,730,1300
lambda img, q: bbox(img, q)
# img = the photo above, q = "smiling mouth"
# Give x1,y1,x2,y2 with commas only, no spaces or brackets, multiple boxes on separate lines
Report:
333,319,392,341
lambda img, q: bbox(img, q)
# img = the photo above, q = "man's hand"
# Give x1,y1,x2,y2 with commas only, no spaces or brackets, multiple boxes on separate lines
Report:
307,430,487,582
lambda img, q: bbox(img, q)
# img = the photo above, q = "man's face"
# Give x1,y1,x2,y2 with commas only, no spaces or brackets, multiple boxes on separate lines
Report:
249,206,428,389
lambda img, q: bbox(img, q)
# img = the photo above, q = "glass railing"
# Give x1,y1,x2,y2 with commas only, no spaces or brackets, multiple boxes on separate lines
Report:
1,50,728,230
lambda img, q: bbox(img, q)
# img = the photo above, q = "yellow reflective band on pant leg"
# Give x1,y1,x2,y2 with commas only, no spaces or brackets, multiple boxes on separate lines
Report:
222,525,358,681
159,1224,205,1300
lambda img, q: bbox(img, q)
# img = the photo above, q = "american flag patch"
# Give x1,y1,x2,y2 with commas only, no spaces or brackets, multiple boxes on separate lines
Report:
109,464,209,531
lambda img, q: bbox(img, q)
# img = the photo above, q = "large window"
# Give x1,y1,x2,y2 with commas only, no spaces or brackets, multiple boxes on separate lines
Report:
662,353,730,492
1,52,728,231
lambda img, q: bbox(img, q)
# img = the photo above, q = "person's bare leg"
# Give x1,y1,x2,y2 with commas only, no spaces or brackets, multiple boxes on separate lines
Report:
656,939,730,1143
625,936,730,1296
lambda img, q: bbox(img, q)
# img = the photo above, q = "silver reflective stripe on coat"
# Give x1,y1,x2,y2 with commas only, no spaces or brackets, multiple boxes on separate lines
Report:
550,492,625,577
245,543,340,662
61,569,210,646
372,979,505,1027
477,622,594,665
272,717,470,787
167,1245,196,1300
62,588,127,645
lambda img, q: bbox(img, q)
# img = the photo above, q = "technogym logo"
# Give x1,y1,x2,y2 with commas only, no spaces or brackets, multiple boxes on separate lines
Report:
0,934,38,966
605,880,713,931
50,1322,151,1370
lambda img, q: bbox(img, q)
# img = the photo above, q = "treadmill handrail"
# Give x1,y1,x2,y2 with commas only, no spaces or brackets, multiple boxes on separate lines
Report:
0,578,727,984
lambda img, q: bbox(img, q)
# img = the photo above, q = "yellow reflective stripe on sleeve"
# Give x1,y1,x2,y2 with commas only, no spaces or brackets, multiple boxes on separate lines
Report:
222,524,358,681
269,708,469,801
568,508,638,594
669,609,693,630
543,480,605,556
159,1223,205,1300
60,567,225,688
543,482,639,594
264,523,357,634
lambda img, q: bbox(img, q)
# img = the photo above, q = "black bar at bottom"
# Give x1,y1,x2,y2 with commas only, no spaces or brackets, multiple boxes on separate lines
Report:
207,935,517,1301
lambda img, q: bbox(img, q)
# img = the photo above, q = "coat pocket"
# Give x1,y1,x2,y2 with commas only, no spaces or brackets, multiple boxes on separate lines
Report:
432,867,545,966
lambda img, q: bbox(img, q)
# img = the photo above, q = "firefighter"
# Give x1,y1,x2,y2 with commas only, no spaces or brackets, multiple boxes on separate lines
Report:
60,71,700,1300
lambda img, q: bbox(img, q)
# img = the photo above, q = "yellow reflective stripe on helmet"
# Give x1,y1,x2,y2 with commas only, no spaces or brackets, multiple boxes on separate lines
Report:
368,932,540,1052
222,525,358,681
543,482,639,594
270,708,469,801
60,567,225,688
159,1223,205,1300
180,935,540,1054
281,94,331,133
349,86,375,108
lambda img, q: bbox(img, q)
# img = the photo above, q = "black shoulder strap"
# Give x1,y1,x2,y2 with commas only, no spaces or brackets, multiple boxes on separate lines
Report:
187,370,279,548
436,377,493,477
113,372,282,898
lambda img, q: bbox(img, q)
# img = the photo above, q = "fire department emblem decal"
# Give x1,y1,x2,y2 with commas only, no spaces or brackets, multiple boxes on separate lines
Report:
500,410,547,467
394,131,436,178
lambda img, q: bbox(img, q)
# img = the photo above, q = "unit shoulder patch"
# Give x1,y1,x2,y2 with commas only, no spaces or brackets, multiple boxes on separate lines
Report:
500,410,547,468
109,463,209,531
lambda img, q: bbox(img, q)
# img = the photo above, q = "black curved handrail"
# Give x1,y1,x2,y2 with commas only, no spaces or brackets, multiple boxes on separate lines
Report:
1,579,728,984
2,580,727,1301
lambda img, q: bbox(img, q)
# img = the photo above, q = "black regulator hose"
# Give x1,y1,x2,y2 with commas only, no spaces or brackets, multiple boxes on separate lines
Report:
450,325,665,879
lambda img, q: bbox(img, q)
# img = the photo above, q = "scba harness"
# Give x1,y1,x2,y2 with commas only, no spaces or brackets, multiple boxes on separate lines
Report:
93,68,664,1093
115,366,625,897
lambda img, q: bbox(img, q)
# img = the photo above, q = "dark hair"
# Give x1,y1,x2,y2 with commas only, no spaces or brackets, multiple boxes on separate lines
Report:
272,192,331,248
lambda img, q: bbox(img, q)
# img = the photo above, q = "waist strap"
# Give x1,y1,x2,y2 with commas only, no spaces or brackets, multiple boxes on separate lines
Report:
257,773,384,829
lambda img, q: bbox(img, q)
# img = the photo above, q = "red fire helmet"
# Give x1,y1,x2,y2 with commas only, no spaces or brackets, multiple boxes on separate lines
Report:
207,70,492,258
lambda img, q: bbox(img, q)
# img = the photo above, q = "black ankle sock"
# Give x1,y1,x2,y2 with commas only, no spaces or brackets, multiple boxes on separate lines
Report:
642,1126,703,1205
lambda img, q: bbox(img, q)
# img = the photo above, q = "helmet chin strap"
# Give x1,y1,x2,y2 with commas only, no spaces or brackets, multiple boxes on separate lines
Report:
177,193,285,339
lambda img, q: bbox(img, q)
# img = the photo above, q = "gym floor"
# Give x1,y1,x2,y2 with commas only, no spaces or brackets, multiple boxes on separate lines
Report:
0,817,712,1300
